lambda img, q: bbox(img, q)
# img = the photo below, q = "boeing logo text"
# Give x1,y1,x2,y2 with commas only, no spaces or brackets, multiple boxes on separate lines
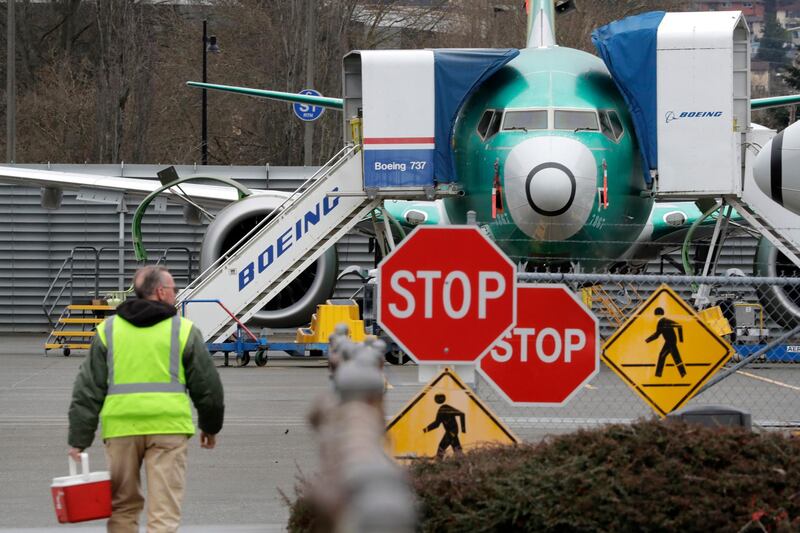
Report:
665,110,723,123
238,188,340,290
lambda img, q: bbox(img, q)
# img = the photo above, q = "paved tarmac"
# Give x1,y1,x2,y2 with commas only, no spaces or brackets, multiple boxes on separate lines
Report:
0,336,353,531
3,334,800,531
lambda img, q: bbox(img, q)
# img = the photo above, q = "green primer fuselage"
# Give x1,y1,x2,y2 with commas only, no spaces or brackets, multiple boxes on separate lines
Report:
446,46,653,268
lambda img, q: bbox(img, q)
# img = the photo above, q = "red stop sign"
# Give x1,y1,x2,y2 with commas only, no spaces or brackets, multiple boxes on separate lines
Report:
478,285,599,405
377,226,516,363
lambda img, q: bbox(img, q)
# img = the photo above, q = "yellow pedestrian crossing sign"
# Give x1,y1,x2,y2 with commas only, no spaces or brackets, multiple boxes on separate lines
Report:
602,284,733,417
386,368,519,460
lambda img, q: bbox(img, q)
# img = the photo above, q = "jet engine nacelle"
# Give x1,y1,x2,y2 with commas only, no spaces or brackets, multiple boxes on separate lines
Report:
200,194,339,328
753,121,800,215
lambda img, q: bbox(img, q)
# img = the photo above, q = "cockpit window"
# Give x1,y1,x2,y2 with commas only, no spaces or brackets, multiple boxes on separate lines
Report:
599,110,624,141
485,111,503,139
599,111,614,140
502,110,548,131
477,110,494,139
608,110,624,139
554,110,599,131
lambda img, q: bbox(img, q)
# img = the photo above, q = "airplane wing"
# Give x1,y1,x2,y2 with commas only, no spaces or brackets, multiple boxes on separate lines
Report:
189,81,800,114
751,95,800,110
186,82,344,110
6,80,795,212
0,165,279,210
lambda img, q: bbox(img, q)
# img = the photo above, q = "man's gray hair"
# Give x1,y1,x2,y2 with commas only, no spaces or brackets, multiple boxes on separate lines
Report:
133,266,170,299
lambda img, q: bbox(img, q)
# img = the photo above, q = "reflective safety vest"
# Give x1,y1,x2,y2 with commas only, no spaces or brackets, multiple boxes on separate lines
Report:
98,314,195,439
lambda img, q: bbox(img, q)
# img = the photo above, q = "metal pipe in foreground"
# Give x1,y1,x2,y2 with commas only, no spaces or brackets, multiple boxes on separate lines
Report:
306,326,416,533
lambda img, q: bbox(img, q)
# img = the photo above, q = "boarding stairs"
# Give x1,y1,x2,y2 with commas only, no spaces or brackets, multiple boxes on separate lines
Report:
45,304,115,356
726,197,800,267
177,145,381,344
688,197,800,308
41,245,197,355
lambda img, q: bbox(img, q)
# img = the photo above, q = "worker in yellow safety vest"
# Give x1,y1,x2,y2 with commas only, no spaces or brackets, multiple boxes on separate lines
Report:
67,266,224,532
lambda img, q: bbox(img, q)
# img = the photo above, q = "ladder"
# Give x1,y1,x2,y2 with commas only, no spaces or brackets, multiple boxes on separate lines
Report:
726,197,800,267
177,146,380,343
45,304,115,356
581,284,643,328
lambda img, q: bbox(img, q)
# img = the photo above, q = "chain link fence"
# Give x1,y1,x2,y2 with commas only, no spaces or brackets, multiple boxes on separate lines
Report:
466,272,800,441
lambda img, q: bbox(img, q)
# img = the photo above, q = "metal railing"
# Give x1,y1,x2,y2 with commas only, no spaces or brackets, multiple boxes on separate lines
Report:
154,246,196,284
179,299,258,342
42,245,198,329
464,271,800,438
41,246,100,329
177,144,358,300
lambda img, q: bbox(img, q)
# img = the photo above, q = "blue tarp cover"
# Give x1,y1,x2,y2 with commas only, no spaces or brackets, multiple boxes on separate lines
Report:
433,49,519,183
592,11,665,185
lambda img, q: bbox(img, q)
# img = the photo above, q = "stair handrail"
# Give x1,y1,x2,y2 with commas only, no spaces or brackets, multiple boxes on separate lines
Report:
42,280,74,331
41,246,100,329
69,246,101,300
93,245,197,289
154,246,196,283
178,144,358,300
179,298,259,342
727,197,800,268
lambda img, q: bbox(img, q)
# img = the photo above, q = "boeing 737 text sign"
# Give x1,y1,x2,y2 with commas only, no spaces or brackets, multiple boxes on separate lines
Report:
377,226,516,363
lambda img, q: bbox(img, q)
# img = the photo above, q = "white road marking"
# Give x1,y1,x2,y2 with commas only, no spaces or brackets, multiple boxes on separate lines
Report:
737,370,800,392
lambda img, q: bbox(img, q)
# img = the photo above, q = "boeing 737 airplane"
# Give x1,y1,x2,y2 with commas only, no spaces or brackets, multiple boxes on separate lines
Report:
187,2,798,268
191,2,647,269
2,0,800,329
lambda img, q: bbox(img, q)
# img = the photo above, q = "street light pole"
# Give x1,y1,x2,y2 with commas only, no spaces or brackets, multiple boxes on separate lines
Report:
7,0,16,163
201,21,220,165
202,20,209,165
303,0,316,166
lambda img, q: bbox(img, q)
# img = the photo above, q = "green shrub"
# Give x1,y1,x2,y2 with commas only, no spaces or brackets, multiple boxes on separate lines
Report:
287,420,800,532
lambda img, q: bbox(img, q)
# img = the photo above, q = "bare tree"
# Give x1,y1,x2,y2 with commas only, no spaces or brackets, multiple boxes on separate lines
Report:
16,54,95,162
558,0,689,52
4,0,700,166
93,1,154,162
161,0,437,166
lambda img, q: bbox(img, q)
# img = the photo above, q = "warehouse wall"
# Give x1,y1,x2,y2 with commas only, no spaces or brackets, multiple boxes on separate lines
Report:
0,164,763,334
0,164,373,334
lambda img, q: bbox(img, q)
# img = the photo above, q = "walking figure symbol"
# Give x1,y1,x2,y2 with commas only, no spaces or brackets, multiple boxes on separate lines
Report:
423,393,466,458
645,307,686,378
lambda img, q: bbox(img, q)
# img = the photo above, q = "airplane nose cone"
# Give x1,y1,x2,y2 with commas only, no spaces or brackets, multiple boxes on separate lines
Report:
753,135,775,199
504,137,597,241
752,125,800,213
527,163,576,215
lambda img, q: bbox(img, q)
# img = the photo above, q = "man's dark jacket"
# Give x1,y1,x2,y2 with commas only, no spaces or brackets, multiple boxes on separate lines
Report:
68,299,225,449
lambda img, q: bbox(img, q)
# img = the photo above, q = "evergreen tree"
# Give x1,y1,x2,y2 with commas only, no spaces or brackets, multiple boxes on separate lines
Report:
783,52,800,92
757,19,790,66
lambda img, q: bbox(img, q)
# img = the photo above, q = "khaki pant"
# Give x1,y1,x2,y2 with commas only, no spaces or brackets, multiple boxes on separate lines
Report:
104,434,189,533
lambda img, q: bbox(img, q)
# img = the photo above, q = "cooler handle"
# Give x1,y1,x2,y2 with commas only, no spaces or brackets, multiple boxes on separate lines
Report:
68,452,90,479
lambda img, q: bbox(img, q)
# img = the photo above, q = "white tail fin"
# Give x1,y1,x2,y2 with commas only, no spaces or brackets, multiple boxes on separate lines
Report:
526,0,556,48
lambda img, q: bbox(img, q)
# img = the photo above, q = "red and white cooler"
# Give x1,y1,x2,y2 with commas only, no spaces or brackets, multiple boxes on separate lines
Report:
51,453,112,523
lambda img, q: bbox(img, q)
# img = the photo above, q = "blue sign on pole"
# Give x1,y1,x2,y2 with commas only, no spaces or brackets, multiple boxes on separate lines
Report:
293,89,325,122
